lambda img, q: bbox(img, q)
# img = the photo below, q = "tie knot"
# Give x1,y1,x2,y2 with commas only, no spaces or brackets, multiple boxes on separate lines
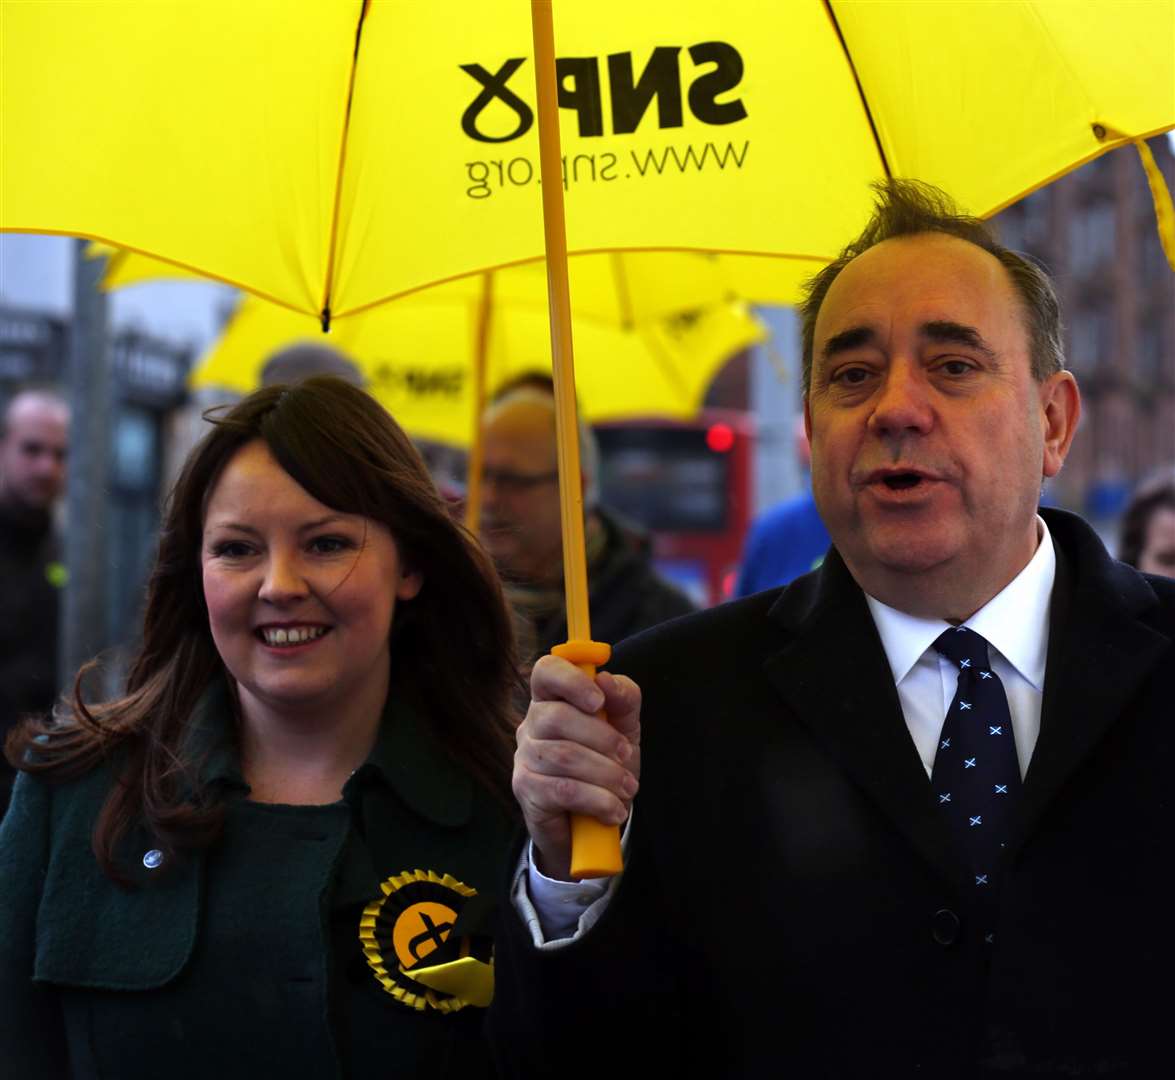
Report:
932,626,992,670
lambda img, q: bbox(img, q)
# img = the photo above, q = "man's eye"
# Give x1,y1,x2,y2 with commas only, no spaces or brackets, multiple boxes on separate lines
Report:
939,359,974,376
832,367,871,385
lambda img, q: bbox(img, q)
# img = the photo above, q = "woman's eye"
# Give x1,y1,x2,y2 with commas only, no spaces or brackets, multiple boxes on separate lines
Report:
310,536,351,555
212,541,253,558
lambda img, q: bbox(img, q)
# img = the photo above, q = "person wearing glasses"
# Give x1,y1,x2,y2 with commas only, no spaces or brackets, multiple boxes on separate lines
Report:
478,375,694,670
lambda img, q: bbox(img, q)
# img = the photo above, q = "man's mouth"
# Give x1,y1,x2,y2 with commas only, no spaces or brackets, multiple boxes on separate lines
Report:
255,625,329,647
882,472,924,490
858,468,943,497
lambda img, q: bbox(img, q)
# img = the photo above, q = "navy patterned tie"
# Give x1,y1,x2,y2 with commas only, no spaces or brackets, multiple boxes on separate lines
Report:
930,627,1021,941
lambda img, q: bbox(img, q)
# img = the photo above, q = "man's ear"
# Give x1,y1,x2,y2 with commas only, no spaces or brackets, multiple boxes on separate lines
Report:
1040,371,1081,479
803,396,813,446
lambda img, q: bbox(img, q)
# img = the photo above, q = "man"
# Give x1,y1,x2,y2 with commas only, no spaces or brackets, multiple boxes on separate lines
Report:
494,182,1174,1077
0,389,69,812
735,415,831,595
479,380,694,667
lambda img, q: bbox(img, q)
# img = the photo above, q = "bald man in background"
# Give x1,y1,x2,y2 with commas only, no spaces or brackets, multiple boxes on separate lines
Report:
0,390,69,813
479,380,694,668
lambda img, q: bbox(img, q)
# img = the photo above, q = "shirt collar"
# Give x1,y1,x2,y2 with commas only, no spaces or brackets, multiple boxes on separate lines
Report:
865,516,1056,690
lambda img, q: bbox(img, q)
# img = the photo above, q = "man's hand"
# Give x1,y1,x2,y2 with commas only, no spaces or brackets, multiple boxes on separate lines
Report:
512,655,642,881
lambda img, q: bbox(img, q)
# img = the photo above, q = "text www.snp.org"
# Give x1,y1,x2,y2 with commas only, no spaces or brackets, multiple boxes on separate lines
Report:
463,139,750,200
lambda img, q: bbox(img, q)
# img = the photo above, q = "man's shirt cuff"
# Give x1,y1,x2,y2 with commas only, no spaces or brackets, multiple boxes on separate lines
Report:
510,817,632,950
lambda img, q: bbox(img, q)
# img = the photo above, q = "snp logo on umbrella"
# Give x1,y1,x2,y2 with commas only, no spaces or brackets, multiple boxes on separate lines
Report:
460,43,750,200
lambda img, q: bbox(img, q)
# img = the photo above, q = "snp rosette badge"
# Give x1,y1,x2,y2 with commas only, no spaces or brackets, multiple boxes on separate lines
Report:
359,869,493,1013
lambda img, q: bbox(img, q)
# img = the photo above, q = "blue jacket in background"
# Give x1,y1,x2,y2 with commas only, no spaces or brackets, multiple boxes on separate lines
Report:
735,490,830,597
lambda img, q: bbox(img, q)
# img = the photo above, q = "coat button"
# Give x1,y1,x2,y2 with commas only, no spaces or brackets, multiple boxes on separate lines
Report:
142,849,164,870
932,908,960,946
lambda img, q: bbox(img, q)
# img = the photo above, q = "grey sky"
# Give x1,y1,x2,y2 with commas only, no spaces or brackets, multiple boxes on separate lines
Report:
0,233,236,353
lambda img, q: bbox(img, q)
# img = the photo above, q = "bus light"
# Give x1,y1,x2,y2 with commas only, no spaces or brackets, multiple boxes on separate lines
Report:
706,422,735,453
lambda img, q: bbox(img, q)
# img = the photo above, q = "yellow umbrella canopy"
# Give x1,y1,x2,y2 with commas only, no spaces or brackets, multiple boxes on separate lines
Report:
96,240,762,559
6,1,1171,322
190,283,766,443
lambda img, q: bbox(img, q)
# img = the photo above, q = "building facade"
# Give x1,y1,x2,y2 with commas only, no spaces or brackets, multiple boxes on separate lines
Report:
992,135,1175,524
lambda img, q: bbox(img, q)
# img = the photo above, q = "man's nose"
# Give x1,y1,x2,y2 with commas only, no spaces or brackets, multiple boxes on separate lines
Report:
34,452,64,478
479,473,506,514
866,361,934,439
259,552,309,602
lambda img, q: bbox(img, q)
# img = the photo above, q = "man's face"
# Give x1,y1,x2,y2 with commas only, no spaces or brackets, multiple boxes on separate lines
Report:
805,233,1078,618
0,397,69,511
478,403,563,584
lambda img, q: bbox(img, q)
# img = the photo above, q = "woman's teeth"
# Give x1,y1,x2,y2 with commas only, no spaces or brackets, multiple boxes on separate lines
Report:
260,626,327,646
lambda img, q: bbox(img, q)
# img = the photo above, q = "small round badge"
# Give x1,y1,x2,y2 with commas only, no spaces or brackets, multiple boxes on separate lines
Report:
142,849,164,870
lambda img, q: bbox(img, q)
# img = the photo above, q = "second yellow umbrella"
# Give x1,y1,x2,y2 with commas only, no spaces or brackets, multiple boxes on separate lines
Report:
190,281,766,444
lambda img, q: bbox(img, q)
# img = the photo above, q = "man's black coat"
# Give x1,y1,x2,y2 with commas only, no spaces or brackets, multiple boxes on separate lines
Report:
492,510,1174,1078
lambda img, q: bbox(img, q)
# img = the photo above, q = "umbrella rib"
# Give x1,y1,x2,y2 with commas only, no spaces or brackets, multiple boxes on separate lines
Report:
821,0,892,180
331,248,833,321
644,323,694,409
610,252,636,330
320,0,372,332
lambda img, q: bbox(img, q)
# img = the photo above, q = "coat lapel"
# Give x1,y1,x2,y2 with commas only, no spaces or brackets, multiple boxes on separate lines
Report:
762,550,967,888
1011,511,1172,856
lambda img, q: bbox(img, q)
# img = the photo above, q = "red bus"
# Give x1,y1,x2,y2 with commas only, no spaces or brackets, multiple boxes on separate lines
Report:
593,409,754,608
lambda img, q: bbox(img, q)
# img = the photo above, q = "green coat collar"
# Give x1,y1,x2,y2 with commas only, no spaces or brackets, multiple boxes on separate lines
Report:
185,675,473,828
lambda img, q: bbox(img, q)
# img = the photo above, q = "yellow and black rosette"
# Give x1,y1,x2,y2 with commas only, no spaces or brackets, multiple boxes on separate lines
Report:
359,869,493,1013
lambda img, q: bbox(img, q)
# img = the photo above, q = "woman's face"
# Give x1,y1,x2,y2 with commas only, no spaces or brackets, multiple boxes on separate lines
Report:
200,440,422,724
1138,506,1175,578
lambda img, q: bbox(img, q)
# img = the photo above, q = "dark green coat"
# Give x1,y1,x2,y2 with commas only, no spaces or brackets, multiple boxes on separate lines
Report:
0,681,514,1079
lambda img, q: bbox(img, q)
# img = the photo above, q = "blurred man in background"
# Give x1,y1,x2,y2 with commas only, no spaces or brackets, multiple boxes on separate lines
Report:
258,341,365,388
0,389,69,813
479,377,694,668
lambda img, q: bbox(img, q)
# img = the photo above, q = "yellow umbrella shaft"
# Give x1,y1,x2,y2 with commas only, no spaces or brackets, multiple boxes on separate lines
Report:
531,0,590,642
531,0,621,880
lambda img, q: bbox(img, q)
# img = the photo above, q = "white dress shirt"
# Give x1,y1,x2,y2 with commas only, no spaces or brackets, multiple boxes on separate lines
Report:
516,518,1057,945
865,516,1055,782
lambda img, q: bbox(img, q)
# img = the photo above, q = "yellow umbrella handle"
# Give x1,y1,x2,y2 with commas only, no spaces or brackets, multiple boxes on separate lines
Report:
551,639,622,878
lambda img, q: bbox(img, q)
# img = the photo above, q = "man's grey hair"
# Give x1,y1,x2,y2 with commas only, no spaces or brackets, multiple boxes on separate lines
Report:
799,179,1065,394
259,342,366,388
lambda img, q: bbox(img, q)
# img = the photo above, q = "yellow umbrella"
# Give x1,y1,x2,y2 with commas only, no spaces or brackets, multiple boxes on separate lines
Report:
92,241,764,534
6,1,1171,323
188,284,766,442
13,0,1173,875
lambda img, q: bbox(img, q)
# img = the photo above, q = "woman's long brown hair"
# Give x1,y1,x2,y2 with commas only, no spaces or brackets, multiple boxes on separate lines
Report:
7,378,521,881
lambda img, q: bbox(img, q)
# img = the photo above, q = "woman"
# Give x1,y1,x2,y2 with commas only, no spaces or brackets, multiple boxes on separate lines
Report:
1,378,520,1078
